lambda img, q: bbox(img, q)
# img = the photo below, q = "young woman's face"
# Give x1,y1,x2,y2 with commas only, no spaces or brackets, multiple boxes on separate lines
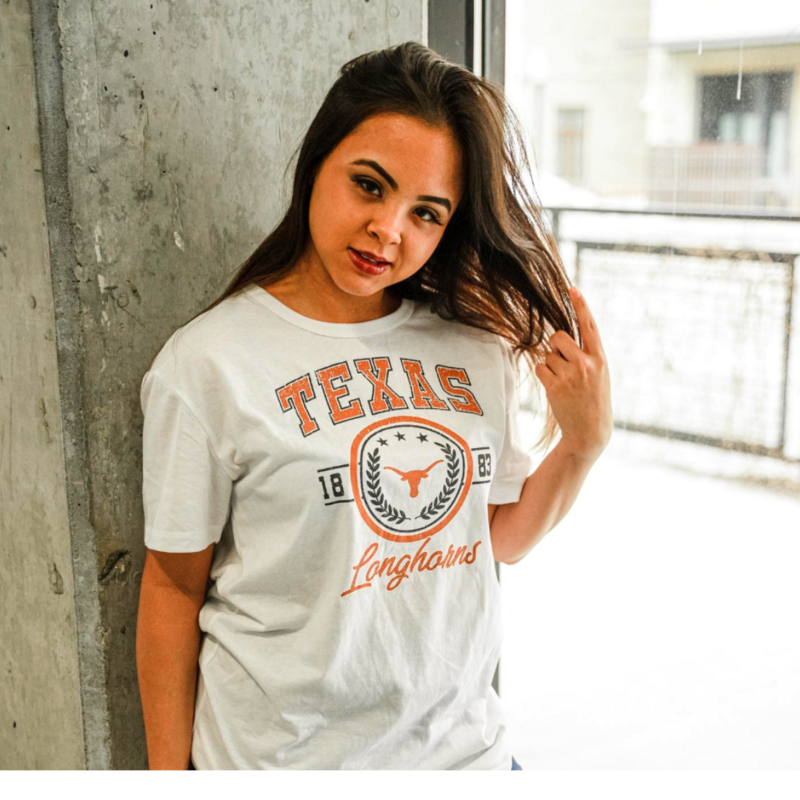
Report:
304,112,464,298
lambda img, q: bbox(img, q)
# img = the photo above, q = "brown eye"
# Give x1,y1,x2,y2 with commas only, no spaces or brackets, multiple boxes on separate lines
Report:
352,176,442,226
416,207,442,226
353,177,380,196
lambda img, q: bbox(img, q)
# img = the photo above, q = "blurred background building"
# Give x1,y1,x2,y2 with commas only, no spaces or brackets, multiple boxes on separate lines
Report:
507,0,800,211
503,0,800,470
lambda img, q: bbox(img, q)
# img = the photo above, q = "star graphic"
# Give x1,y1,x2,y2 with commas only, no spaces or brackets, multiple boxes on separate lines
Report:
394,431,406,441
377,437,388,446
417,433,428,442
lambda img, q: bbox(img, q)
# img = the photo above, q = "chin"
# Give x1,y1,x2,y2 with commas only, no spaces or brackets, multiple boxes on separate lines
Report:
338,274,390,297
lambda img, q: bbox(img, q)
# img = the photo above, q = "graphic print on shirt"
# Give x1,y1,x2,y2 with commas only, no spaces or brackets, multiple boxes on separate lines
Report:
350,415,474,544
276,355,497,596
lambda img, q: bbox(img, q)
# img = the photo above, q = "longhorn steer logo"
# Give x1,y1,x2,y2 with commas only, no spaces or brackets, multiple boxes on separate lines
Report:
350,416,473,543
383,460,443,498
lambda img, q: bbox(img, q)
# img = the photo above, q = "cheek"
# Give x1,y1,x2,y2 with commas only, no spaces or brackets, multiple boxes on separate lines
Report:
414,227,445,262
309,183,357,248
392,232,443,280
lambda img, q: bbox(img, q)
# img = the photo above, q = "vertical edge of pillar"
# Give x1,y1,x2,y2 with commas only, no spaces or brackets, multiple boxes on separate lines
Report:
27,0,111,770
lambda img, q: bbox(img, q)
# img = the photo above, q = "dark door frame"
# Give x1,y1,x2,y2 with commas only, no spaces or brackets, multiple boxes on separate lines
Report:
427,0,505,85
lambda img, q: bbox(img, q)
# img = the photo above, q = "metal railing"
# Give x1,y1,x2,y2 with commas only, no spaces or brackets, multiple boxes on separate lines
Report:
539,206,800,463
647,144,800,209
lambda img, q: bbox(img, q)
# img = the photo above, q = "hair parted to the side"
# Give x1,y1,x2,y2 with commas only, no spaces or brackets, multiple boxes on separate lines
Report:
162,41,580,455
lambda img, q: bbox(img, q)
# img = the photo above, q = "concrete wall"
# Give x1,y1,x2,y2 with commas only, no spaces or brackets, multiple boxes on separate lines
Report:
1,0,88,770
3,0,424,770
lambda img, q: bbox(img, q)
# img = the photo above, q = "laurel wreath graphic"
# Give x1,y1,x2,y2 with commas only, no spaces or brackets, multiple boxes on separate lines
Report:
415,441,460,521
364,438,462,525
365,448,409,523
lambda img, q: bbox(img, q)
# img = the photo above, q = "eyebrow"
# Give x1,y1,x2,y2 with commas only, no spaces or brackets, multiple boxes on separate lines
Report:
349,159,452,213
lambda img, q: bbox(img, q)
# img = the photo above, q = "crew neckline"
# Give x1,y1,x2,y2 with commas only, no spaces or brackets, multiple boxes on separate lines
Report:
244,283,416,338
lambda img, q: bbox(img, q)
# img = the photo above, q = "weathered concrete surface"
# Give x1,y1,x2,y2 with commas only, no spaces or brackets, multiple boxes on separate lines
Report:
5,0,423,770
0,0,89,770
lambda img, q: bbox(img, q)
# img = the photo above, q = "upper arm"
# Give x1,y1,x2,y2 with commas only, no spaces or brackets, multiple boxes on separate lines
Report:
142,543,215,599
141,371,234,553
487,336,535,506
488,503,499,526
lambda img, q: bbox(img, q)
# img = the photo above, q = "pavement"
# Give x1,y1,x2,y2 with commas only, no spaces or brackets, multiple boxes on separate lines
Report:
499,426,800,769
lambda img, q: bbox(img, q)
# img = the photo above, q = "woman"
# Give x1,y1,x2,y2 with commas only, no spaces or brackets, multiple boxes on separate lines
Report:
136,41,612,771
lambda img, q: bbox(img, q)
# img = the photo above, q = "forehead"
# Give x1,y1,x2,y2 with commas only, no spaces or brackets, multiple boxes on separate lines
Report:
335,113,463,198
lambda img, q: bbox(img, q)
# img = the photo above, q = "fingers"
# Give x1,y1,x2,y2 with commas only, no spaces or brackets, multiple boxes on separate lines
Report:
569,285,605,359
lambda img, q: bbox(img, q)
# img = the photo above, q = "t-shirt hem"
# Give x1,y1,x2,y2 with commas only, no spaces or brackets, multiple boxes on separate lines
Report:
487,475,530,504
144,528,219,553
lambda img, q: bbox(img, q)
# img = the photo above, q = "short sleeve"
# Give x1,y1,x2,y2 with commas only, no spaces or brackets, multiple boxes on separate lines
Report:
141,371,233,552
487,337,535,505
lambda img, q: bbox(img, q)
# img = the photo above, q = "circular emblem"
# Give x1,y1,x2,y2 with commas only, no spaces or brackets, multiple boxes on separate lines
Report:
350,415,473,543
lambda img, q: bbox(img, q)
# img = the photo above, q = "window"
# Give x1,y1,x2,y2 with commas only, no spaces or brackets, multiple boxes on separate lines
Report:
556,108,585,182
699,71,792,176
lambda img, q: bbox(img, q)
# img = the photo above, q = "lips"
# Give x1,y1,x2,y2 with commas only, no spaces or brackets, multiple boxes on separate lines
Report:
351,248,391,265
348,248,391,276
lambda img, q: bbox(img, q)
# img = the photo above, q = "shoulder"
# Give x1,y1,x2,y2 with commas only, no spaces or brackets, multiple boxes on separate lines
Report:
403,304,514,387
406,301,501,349
147,285,264,389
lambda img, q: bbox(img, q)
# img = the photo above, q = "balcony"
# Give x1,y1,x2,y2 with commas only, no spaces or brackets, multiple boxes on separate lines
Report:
648,144,800,210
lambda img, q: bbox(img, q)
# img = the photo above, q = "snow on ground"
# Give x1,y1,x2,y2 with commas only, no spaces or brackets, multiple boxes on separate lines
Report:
498,424,800,770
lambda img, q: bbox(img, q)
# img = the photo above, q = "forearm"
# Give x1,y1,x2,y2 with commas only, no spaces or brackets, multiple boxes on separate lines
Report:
490,439,600,565
136,583,205,770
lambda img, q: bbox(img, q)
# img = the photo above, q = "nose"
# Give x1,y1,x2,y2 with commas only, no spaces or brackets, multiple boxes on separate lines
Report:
366,204,403,248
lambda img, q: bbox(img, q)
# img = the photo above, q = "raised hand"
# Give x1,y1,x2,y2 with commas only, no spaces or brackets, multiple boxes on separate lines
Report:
534,285,613,461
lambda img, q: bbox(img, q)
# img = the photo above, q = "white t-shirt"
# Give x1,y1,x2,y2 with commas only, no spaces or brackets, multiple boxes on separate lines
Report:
140,283,535,770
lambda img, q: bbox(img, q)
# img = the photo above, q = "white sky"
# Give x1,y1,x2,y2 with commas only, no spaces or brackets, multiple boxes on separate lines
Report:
650,0,800,41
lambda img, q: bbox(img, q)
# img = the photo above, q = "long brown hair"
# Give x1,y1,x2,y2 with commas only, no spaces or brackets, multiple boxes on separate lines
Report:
164,41,579,455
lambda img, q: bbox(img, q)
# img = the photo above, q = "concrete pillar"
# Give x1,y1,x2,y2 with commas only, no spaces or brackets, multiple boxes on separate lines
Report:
2,0,424,770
